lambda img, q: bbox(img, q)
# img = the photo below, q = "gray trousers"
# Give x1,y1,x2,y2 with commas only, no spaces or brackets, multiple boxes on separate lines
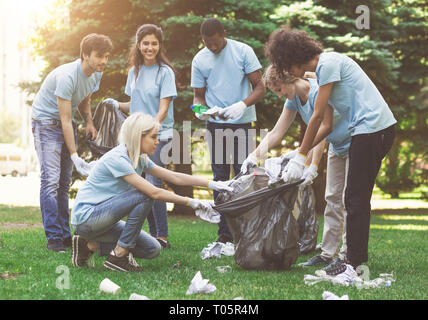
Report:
320,150,348,260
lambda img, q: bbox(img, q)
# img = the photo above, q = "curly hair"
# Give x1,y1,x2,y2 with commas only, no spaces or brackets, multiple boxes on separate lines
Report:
265,26,323,76
263,65,299,90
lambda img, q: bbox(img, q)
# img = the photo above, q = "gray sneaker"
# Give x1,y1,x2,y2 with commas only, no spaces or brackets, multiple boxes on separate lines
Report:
299,254,332,267
323,258,348,276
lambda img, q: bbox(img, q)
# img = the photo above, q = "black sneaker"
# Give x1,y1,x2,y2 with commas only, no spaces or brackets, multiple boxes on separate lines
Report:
156,238,171,249
299,254,332,267
217,234,233,244
72,235,94,267
63,237,72,248
103,251,143,272
47,240,66,253
323,258,348,276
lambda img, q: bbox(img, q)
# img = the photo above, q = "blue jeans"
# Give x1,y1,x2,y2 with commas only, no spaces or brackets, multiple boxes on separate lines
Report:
73,189,161,259
32,119,74,243
146,139,171,238
206,121,252,239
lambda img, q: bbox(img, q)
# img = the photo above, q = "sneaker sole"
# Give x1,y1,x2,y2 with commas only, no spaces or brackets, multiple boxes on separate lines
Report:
72,236,88,267
103,261,129,272
72,236,79,267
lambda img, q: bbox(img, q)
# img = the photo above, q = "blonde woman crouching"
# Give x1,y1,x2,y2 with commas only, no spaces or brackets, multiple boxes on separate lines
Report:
71,112,230,272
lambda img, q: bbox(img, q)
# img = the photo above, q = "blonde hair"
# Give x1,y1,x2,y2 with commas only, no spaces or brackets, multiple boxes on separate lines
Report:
118,112,161,169
263,64,299,90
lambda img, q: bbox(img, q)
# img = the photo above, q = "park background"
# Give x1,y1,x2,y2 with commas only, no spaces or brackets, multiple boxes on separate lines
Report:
0,0,427,300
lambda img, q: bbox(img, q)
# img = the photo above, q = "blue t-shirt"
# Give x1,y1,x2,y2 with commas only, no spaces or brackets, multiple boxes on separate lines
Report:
32,59,102,120
125,63,177,140
316,52,396,136
71,144,156,225
191,38,262,124
285,78,351,157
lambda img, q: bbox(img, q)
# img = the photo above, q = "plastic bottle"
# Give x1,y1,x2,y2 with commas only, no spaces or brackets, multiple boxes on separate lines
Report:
190,104,209,115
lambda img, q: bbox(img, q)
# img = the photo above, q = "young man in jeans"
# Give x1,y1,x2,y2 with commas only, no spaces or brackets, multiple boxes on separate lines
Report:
191,18,266,243
31,33,113,252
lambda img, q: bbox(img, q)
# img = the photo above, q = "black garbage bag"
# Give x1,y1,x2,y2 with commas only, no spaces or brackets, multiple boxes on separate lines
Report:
295,185,319,254
213,167,302,270
266,158,319,255
86,100,127,158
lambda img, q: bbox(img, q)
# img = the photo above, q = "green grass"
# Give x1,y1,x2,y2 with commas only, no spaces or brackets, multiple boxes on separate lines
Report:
0,204,427,300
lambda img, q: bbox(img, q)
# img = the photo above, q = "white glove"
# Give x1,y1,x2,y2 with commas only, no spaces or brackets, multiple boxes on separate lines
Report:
71,153,92,177
281,152,307,183
104,98,120,109
208,180,233,192
241,154,258,174
217,101,247,120
187,198,214,210
280,149,298,162
300,164,318,187
88,160,98,172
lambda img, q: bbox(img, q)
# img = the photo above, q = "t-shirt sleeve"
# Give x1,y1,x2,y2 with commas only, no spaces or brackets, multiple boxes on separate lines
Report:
141,156,156,172
55,74,75,101
160,67,177,100
284,98,298,111
317,56,341,87
125,68,134,97
191,57,206,88
243,45,262,75
103,155,136,178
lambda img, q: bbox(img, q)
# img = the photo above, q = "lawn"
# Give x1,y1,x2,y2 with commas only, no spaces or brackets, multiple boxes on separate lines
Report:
0,204,427,300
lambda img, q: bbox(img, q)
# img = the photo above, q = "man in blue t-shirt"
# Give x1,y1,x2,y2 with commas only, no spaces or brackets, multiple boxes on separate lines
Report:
31,33,113,252
191,18,266,243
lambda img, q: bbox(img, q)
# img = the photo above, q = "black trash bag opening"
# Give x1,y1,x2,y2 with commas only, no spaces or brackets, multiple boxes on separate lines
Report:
213,167,303,270
86,100,128,158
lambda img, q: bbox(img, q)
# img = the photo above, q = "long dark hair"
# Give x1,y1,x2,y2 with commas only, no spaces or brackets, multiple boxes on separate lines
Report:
128,24,176,81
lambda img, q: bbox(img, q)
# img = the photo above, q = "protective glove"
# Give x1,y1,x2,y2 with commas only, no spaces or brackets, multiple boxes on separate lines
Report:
88,160,98,170
280,149,298,162
71,153,92,177
241,154,258,174
281,152,307,183
208,180,234,192
104,98,120,109
300,163,318,187
187,198,214,210
217,101,247,121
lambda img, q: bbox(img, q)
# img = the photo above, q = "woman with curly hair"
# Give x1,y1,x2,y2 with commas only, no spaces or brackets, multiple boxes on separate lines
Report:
264,27,396,276
241,65,351,271
105,24,177,249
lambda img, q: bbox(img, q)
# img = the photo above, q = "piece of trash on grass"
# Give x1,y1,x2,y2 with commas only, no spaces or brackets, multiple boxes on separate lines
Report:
322,291,349,300
304,266,395,289
216,265,232,273
201,241,235,260
233,296,244,300
173,261,181,269
186,271,216,295
129,293,150,300
99,278,121,295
